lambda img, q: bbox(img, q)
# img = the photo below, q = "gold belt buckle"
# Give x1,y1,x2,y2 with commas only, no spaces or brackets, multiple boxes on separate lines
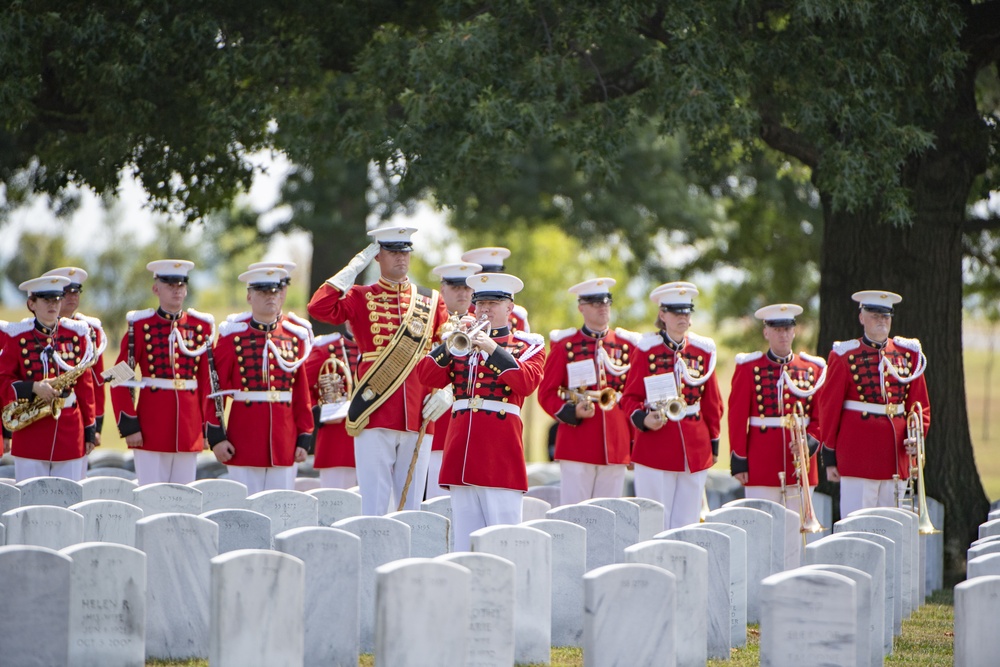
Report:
267,391,281,403
469,396,484,410
885,403,899,417
173,378,187,390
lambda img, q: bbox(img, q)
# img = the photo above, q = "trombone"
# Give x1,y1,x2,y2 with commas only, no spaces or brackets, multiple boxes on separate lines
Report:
779,401,824,535
894,402,939,534
558,386,618,411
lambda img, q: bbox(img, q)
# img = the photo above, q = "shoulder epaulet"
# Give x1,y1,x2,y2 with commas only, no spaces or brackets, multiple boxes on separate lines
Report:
637,332,662,351
226,311,251,323
186,308,215,326
60,318,90,337
735,350,764,365
549,327,577,343
686,331,717,352
5,320,35,337
126,308,156,323
283,320,310,342
798,351,827,367
513,330,544,347
831,339,861,356
614,327,642,346
75,313,103,330
512,304,529,318
218,320,248,338
892,336,923,353
312,332,342,347
285,311,313,330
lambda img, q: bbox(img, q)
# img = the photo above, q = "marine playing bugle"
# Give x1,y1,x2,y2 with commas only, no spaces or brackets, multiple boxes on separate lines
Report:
558,386,618,411
650,395,687,422
443,316,490,357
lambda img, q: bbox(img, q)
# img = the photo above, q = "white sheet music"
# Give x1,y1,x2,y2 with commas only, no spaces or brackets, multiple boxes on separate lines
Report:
102,361,137,387
644,373,678,403
566,359,598,388
320,401,350,424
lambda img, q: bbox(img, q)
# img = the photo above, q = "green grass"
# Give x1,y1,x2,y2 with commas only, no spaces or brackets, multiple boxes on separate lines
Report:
149,588,954,666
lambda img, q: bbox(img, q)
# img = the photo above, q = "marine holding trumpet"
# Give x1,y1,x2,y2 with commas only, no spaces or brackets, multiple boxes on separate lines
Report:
416,273,546,551
818,290,930,518
621,283,723,531
0,275,98,482
728,304,827,518
538,278,639,505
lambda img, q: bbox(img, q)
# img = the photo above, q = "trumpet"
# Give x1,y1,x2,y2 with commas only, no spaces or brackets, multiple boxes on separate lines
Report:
779,401,824,535
317,357,353,423
895,402,939,534
444,316,490,357
650,396,687,422
558,386,618,411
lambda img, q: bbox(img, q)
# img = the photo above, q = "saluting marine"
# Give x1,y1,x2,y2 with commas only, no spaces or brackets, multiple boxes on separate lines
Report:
538,277,638,505
110,260,214,485
0,276,98,481
621,282,724,531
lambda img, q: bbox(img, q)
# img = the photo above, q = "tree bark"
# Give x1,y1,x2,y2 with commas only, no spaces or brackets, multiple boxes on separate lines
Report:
815,83,991,582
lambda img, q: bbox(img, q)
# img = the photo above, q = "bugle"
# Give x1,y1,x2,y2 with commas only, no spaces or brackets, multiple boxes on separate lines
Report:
444,316,490,357
558,386,618,411
651,396,687,422
896,402,939,534
779,401,823,535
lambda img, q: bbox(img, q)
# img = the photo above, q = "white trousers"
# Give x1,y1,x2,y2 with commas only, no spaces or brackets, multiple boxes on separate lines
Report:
839,476,907,518
133,450,198,486
14,456,86,483
319,467,357,490
354,428,431,516
633,464,708,531
745,484,818,519
451,486,523,552
226,465,297,496
559,460,627,506
424,448,449,499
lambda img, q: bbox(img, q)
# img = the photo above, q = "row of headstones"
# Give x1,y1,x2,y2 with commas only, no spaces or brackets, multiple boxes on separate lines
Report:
951,510,1000,666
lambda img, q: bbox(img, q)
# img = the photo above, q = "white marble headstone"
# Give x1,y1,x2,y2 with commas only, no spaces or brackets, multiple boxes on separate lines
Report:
954,574,1000,667
923,496,945,598
689,522,748,647
436,552,516,667
968,552,1000,579
387,510,450,557
294,476,322,492
583,563,677,667
81,476,138,503
375,558,471,667
624,539,707,667
526,485,561,507
471,524,552,665
968,540,1000,563
420,496,455,551
201,508,273,553
524,518,587,648
133,483,203,516
3,505,84,549
547,504,617,572
308,487,362,526
726,497,794,572
16,476,83,507
802,564,874,667
851,507,919,615
135,513,218,660
705,506,772,623
760,569,857,667
836,515,907,623
189,479,248,511
623,496,666,541
209,549,304,667
62,542,146,667
581,498,640,563
979,518,1000,540
522,496,552,521
332,515,410,653
276,526,360,667
70,499,143,546
247,489,319,538
0,481,21,515
0,545,72,665
657,527,731,659
807,491,834,544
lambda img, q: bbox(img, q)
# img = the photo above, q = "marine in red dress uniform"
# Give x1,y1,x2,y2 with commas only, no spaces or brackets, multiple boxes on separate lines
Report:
304,330,360,489
620,282,723,530
0,276,97,481
818,290,930,517
416,273,546,551
461,247,531,332
538,277,638,505
1,319,11,452
728,304,826,516
110,260,213,485
208,267,314,495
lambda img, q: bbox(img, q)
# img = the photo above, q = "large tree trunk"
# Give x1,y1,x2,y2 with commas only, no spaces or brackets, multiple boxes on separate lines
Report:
816,92,990,582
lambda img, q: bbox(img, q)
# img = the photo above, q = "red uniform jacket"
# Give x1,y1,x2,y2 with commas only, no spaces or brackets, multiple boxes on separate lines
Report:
307,278,449,433
0,318,97,461
0,321,10,440
728,350,825,487
110,308,213,453
75,313,107,434
304,331,359,469
620,331,723,473
818,336,930,480
416,327,546,491
538,326,638,466
206,316,314,467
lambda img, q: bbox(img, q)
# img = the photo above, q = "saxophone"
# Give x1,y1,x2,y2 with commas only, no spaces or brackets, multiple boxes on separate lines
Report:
2,358,96,432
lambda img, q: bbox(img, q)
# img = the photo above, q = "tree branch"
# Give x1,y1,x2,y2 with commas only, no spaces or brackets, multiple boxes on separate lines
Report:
961,0,1000,69
964,215,1000,234
757,103,820,168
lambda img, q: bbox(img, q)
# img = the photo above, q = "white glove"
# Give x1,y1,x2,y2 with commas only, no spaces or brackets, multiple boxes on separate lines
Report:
328,242,381,293
422,385,455,421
